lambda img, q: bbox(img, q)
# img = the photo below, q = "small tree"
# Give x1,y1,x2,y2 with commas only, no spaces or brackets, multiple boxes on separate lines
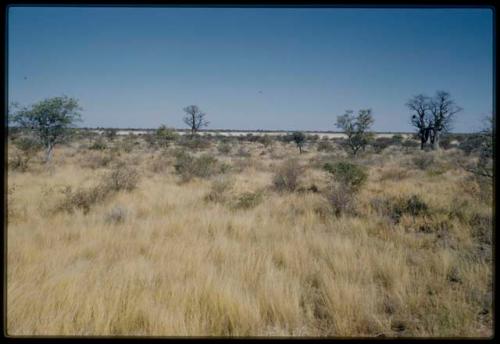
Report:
103,128,117,141
335,109,374,155
183,105,209,136
10,96,82,163
155,125,178,148
292,131,306,153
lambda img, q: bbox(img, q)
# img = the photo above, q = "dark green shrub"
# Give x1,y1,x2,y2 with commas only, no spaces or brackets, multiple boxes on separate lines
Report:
233,191,264,210
323,161,367,192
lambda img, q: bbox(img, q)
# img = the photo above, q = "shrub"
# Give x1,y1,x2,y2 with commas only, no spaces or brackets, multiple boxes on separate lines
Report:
391,194,429,223
57,184,110,214
103,129,118,141
89,138,107,150
217,142,232,155
174,150,222,182
104,163,139,192
317,140,334,152
370,194,429,223
458,134,484,155
80,151,116,170
155,125,178,148
233,191,264,210
401,139,420,152
326,184,356,217
273,159,302,192
236,146,251,157
411,153,434,170
258,135,274,148
205,176,234,203
323,161,367,193
177,135,211,150
379,167,409,181
371,137,393,153
9,136,42,172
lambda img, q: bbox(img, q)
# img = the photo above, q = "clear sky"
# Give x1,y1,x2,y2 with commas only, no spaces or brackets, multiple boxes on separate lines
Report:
8,6,493,132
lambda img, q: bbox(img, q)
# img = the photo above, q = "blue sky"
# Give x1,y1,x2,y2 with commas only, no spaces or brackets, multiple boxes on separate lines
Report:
8,6,493,132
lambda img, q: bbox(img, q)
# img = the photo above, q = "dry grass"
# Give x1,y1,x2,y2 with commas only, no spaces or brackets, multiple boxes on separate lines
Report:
6,138,493,337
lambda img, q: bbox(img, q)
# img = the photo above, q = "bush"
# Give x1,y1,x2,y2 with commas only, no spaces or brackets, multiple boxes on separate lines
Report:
89,138,107,150
371,137,393,153
326,184,356,217
458,134,484,155
258,135,274,148
317,140,334,152
57,184,110,214
236,146,251,157
205,176,234,203
177,135,211,150
273,159,302,192
412,153,434,170
80,151,116,169
104,163,140,192
9,136,42,172
323,161,367,193
174,150,222,182
370,194,429,223
233,191,264,210
217,142,232,155
402,139,420,152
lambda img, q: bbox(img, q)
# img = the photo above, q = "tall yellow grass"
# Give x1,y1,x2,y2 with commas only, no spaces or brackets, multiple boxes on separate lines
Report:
6,140,493,337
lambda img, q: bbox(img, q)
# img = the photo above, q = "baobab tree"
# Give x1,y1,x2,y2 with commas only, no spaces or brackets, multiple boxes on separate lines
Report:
407,94,432,150
428,91,462,150
407,91,461,150
183,105,209,136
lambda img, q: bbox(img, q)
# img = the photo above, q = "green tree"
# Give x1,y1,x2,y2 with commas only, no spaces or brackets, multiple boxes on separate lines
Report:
292,131,306,153
10,96,82,163
335,109,374,155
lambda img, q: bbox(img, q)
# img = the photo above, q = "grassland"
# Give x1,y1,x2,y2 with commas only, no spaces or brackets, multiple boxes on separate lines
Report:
6,134,493,337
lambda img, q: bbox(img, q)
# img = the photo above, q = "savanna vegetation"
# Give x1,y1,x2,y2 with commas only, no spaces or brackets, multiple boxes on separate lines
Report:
6,96,494,337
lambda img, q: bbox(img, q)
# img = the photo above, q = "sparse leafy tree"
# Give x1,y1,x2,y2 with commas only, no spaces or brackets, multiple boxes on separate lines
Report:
10,96,82,163
335,109,374,155
292,131,306,153
183,105,209,136
103,128,117,141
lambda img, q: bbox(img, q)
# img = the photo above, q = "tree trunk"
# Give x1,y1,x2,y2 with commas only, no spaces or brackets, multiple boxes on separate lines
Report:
432,130,440,150
298,145,302,154
45,144,53,163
